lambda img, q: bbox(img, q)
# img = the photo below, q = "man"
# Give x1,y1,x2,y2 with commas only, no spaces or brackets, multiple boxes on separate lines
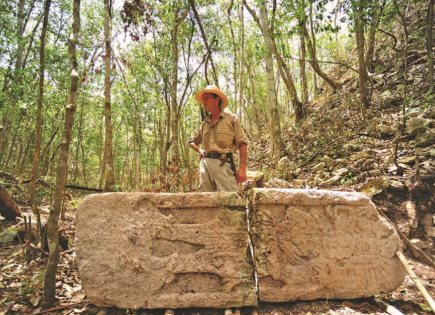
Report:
189,85,248,192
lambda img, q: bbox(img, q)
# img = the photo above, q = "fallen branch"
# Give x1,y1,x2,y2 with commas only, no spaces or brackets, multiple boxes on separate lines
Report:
401,235,435,269
20,178,51,188
65,184,103,192
20,178,103,192
377,208,435,269
0,171,18,183
29,243,48,256
396,251,435,313
373,298,404,315
33,302,86,315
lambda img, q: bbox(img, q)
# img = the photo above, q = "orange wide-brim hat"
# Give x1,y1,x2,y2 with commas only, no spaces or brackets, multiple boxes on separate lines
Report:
195,85,228,109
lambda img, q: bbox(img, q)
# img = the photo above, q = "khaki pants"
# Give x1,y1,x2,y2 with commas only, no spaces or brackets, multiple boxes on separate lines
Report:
198,158,239,192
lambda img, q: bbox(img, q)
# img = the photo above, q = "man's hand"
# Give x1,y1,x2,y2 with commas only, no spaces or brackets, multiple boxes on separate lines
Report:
199,148,205,159
190,141,205,159
237,165,247,183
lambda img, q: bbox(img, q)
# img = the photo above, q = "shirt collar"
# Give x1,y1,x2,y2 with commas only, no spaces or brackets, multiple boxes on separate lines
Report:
205,111,225,122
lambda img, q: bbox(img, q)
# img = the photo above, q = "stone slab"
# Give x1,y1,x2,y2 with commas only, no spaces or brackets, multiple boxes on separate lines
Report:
248,188,405,302
75,192,257,309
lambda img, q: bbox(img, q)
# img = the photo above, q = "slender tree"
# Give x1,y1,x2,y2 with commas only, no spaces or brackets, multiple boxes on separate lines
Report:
103,0,115,191
170,6,188,181
238,1,245,120
395,0,410,128
298,0,309,104
352,0,369,107
43,0,81,305
309,1,318,96
365,1,386,72
427,0,434,93
258,0,284,160
0,0,26,161
30,0,52,241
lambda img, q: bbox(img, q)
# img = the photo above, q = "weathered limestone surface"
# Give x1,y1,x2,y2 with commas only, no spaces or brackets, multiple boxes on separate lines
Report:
75,192,256,309
76,189,405,308
248,188,405,302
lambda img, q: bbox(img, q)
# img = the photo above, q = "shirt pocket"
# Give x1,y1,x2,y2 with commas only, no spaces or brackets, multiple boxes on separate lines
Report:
215,130,234,148
202,124,210,140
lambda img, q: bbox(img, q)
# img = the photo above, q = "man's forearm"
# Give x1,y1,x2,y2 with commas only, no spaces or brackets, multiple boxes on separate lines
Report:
190,142,205,158
190,141,200,153
238,143,247,168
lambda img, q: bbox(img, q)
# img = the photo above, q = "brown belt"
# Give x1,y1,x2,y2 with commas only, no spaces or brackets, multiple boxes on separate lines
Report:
204,152,237,177
204,152,232,163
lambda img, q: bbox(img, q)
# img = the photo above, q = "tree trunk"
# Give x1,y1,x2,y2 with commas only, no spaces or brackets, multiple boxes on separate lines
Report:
303,25,341,90
75,98,85,184
43,0,81,305
19,133,32,172
3,114,23,168
246,63,263,131
427,0,434,93
299,0,309,104
258,0,283,161
98,119,105,189
356,28,369,107
353,1,369,108
137,117,143,189
132,117,138,190
121,127,129,188
309,2,318,97
169,8,187,184
30,0,52,215
0,0,26,161
170,26,179,181
41,126,59,176
179,118,192,191
15,0,26,75
161,87,171,177
226,2,238,115
299,33,308,104
333,0,341,60
238,1,245,120
103,0,115,191
80,125,87,185
395,0,409,129
26,98,43,239
365,24,377,73
365,1,385,72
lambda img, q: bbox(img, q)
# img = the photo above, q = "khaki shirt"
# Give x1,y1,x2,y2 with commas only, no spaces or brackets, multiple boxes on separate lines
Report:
189,111,248,154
